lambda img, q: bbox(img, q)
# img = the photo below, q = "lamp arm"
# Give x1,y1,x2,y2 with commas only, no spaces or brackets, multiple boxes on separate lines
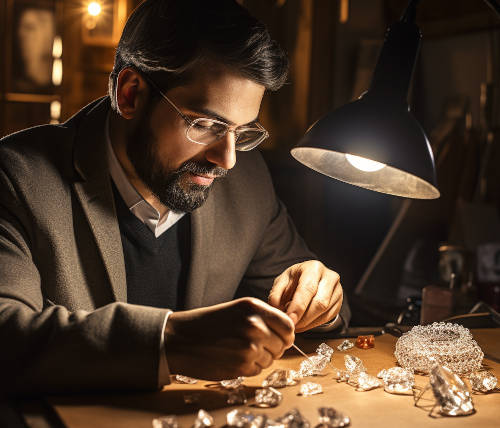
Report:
402,0,500,22
484,0,500,18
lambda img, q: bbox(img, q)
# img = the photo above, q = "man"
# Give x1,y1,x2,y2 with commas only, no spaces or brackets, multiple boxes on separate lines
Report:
0,0,349,395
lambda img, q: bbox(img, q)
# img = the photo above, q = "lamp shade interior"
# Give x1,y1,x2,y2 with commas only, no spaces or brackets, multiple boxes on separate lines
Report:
291,95,440,199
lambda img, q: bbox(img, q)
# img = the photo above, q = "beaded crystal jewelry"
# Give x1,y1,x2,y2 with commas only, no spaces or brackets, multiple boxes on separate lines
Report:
394,322,484,375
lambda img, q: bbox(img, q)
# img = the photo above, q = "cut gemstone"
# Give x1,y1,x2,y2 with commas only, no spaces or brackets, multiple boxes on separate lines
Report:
317,407,351,427
288,370,302,384
355,372,381,391
152,415,179,428
193,409,214,428
262,369,298,388
227,388,247,405
175,374,198,384
332,368,350,382
299,381,323,396
355,335,375,349
316,343,334,361
183,393,200,404
430,365,475,416
469,370,497,392
226,410,268,428
344,355,366,374
337,340,354,352
299,355,330,377
380,367,414,395
220,377,245,389
255,387,283,407
276,408,310,428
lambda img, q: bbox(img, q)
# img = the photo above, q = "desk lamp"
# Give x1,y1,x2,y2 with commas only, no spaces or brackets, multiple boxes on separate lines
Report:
291,0,500,199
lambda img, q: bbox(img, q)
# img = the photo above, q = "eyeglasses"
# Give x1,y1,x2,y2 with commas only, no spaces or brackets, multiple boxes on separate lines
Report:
143,75,269,151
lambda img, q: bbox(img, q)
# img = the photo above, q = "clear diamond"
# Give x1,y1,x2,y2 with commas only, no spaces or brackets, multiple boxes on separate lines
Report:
220,377,245,389
299,381,323,396
263,369,298,388
469,370,497,392
175,374,198,384
276,408,310,428
255,387,283,407
152,415,179,428
316,343,334,361
288,370,302,384
356,372,381,391
332,368,350,382
430,365,475,416
299,355,330,377
344,355,366,374
226,410,269,428
317,407,351,427
337,340,354,352
193,409,214,428
380,367,414,395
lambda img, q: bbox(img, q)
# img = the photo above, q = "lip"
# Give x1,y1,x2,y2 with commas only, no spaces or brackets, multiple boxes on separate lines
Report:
188,172,215,186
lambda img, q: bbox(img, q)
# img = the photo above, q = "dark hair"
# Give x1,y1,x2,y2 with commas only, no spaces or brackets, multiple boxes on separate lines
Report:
109,0,288,111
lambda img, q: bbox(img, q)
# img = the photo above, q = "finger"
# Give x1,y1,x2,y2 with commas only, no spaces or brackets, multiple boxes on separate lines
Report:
256,347,274,370
295,271,340,329
285,265,322,325
296,291,343,333
249,299,295,347
268,270,293,309
247,314,287,357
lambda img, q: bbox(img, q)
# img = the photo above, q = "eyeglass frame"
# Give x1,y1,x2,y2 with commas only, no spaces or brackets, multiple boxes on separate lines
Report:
140,73,269,151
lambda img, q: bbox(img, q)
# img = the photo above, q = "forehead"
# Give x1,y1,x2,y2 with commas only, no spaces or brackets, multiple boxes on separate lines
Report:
165,64,266,126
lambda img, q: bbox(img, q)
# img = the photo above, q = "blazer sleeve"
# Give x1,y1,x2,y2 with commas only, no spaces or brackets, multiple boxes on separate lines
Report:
0,167,169,397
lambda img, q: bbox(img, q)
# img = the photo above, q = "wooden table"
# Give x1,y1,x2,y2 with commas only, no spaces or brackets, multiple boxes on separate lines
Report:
49,329,500,428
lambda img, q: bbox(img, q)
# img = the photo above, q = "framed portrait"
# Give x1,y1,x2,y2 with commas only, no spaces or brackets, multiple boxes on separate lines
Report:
5,0,60,98
82,0,127,46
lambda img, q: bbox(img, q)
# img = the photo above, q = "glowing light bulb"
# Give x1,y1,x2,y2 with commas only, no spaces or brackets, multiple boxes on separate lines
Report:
346,153,386,172
88,2,102,17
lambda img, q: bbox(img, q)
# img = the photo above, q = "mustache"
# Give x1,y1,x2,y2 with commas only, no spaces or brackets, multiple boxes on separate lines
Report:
177,161,228,178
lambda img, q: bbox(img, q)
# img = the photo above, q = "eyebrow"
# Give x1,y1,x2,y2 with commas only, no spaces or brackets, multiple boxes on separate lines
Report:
184,105,259,127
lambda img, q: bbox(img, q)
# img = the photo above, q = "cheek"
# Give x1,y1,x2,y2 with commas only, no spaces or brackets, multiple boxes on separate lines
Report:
149,116,204,169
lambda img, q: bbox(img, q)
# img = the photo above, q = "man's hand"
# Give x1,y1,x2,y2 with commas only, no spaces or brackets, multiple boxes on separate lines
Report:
164,297,295,380
268,260,343,333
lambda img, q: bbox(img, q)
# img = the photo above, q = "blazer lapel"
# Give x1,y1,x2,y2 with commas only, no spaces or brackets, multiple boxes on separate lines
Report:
72,98,127,303
185,188,216,309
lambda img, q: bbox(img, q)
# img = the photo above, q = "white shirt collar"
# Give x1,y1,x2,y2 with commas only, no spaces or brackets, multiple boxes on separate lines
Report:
105,113,185,238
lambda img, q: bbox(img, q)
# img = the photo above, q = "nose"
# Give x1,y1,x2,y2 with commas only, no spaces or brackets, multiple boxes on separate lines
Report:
204,131,237,171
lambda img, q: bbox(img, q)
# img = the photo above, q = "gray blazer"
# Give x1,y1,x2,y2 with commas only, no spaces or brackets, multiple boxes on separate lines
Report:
0,97,346,396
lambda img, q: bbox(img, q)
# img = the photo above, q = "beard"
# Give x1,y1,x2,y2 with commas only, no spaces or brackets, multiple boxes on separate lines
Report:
126,103,227,213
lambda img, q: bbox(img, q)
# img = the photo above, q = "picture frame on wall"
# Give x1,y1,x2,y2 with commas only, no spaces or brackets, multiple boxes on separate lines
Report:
4,0,59,98
82,0,127,46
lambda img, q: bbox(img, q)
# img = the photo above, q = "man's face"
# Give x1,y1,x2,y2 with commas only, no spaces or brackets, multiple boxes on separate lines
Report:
126,64,265,213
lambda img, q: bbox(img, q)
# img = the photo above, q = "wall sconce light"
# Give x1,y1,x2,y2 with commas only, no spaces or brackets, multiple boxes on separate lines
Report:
86,1,102,30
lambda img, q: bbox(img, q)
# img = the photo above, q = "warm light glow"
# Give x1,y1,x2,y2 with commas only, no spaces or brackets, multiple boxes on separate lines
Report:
52,35,62,58
52,58,63,86
50,100,61,124
88,2,102,17
345,153,386,172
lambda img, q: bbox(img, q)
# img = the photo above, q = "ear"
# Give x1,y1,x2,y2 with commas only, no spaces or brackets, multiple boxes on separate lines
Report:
115,68,149,119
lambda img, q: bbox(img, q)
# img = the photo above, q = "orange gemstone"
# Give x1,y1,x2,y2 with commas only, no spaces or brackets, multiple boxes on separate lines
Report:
355,335,375,349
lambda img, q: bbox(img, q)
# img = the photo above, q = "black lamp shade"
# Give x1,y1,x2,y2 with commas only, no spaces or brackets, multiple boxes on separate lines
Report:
291,21,440,199
291,94,440,199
